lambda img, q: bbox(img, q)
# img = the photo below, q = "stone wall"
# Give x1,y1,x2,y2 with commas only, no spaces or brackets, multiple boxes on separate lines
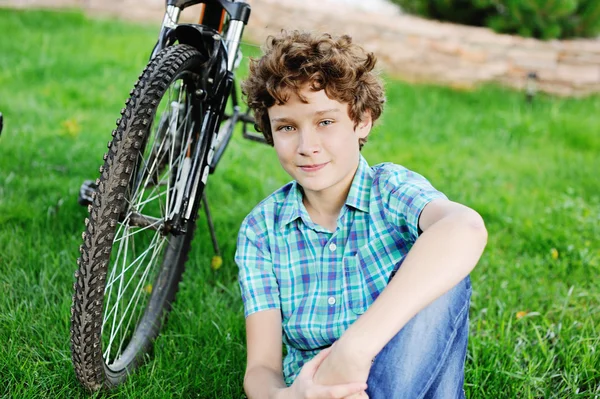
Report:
1,0,81,8
3,0,599,96
243,0,600,96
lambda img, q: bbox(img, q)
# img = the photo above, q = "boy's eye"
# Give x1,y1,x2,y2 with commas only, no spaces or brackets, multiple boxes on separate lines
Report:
277,125,294,132
319,120,333,127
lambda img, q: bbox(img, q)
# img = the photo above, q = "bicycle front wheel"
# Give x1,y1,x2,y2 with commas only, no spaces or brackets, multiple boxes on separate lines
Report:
70,44,210,390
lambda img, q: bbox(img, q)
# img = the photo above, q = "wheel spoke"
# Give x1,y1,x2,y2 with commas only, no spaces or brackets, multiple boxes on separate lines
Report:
102,222,129,329
114,235,168,359
106,231,166,362
126,100,174,214
104,221,131,362
134,168,176,214
103,229,164,362
135,92,193,218
105,227,163,296
132,190,170,214
104,225,136,359
105,231,160,324
130,135,169,213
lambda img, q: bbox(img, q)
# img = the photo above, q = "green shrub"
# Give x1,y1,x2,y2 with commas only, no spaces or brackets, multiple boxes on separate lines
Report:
390,0,600,39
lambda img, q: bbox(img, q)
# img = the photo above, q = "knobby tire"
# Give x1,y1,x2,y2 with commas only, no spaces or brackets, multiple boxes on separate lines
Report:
70,44,209,390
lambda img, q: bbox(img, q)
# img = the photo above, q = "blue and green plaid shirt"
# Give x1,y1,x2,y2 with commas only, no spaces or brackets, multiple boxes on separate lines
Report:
235,155,446,385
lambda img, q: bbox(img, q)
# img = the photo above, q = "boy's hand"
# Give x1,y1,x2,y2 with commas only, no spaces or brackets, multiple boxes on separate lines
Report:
344,393,369,399
312,341,372,389
283,346,368,399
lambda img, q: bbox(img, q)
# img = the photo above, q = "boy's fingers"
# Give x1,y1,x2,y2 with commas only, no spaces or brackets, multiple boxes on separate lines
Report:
344,391,369,399
310,383,367,399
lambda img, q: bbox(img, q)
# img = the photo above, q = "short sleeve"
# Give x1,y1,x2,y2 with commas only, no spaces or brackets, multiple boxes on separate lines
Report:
235,215,281,318
383,169,447,240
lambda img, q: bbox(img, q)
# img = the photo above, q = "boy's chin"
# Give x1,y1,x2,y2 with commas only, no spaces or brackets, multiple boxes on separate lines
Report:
296,178,334,194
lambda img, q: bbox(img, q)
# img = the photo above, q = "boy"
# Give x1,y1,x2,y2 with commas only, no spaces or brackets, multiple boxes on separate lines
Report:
235,31,487,399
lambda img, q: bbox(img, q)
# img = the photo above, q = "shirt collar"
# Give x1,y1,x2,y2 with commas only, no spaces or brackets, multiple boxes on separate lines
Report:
345,154,373,213
279,154,373,230
279,181,304,229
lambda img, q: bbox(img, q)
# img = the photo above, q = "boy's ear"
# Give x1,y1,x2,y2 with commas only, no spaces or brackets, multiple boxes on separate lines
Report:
356,111,372,139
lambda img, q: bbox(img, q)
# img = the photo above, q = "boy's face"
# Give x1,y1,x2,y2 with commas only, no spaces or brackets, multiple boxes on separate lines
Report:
268,85,371,199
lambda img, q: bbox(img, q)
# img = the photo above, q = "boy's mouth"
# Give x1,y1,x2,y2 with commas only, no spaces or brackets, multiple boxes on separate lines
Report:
298,162,329,172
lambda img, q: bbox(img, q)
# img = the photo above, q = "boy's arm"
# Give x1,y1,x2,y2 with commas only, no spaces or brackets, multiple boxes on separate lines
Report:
313,199,488,385
244,310,370,399
243,309,288,399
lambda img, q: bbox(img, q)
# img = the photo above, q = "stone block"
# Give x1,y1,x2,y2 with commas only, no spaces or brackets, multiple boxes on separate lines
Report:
458,47,488,63
477,62,509,79
538,82,578,96
1,0,82,7
562,39,600,54
430,40,460,55
555,63,600,84
557,51,600,65
463,28,515,47
508,48,558,70
442,68,481,83
384,43,420,63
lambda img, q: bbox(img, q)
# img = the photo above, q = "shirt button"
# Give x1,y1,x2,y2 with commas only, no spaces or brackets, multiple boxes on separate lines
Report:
328,243,337,251
328,296,336,305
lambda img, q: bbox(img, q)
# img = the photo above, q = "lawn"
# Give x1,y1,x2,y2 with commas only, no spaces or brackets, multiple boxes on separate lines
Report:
0,8,598,398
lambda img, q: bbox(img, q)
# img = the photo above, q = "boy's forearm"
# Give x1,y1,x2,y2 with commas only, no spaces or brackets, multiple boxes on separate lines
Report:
244,366,289,399
337,210,487,360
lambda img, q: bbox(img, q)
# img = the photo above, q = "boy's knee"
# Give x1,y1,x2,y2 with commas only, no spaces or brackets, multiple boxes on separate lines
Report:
420,276,471,327
391,275,471,340
366,277,471,398
394,277,470,362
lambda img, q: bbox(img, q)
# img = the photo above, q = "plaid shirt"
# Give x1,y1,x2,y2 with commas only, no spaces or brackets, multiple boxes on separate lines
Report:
235,155,447,385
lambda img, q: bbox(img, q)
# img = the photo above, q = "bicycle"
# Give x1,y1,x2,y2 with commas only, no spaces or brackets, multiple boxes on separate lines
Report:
70,0,266,390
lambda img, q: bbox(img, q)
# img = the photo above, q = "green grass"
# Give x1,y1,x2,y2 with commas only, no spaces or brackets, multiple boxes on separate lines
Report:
0,7,599,398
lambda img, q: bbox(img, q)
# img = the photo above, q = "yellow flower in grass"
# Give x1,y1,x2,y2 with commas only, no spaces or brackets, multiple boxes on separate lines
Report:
211,255,223,270
61,118,81,137
550,248,559,260
516,311,528,320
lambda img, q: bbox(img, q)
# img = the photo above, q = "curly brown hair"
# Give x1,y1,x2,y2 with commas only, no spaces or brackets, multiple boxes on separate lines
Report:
241,31,385,148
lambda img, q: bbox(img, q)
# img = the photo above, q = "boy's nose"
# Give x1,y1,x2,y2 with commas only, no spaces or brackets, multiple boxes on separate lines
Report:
297,129,321,155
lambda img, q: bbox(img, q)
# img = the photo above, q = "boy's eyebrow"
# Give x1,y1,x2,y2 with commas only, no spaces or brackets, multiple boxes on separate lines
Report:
270,108,342,123
315,108,342,115
270,116,293,123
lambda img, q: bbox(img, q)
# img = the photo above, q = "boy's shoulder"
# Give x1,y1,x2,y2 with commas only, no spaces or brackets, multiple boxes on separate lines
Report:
367,160,446,220
370,161,433,192
371,161,413,179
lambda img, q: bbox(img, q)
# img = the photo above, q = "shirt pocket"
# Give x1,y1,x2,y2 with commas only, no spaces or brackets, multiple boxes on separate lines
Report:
343,237,405,316
343,255,368,315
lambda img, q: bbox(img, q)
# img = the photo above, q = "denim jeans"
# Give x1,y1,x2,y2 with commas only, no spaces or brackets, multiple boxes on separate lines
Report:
365,276,472,399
